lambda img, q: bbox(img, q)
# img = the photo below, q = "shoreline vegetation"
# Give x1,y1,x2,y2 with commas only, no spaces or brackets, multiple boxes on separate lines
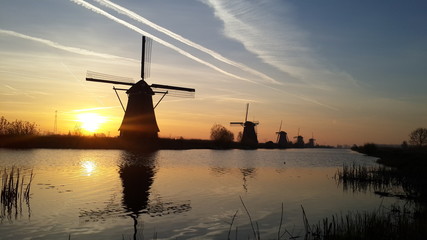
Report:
0,134,332,150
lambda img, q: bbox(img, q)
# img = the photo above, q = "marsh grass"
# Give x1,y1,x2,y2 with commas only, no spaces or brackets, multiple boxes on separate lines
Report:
334,164,407,195
0,166,33,221
304,204,427,240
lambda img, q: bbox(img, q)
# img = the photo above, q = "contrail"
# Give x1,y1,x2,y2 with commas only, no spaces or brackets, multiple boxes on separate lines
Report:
93,0,280,85
68,0,338,110
70,0,255,84
0,29,137,62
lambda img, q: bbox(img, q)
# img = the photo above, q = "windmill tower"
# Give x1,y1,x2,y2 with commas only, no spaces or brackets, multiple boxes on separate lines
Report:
293,128,305,148
230,103,259,148
275,120,288,148
308,133,316,148
86,36,195,142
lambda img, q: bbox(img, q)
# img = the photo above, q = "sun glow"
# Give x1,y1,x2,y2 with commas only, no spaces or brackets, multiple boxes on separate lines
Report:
76,113,107,133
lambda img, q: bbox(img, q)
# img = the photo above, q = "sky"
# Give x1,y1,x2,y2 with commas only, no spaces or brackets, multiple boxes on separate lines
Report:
1,0,426,146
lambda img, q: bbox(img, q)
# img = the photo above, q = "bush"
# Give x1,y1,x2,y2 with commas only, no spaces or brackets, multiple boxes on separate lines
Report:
210,124,234,148
0,116,38,136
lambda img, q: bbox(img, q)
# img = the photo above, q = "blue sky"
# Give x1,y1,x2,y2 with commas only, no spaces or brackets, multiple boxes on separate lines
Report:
1,0,426,145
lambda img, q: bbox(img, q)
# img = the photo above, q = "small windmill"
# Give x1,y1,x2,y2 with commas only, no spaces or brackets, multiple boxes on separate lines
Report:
86,36,195,141
230,103,259,148
275,120,288,148
293,128,305,148
308,132,316,148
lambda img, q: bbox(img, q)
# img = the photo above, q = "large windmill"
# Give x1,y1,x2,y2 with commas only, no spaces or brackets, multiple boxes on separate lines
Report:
275,120,289,148
230,103,259,148
86,36,195,141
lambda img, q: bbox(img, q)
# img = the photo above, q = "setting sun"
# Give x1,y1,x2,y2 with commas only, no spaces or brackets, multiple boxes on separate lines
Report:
76,113,107,133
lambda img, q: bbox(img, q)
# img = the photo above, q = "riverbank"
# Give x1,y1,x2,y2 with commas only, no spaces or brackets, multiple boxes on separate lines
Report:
0,135,330,150
352,144,427,203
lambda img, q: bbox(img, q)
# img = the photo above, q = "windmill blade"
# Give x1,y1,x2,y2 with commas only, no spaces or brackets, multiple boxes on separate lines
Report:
151,83,195,92
151,84,195,98
230,122,244,126
141,36,153,80
86,71,134,86
245,103,249,122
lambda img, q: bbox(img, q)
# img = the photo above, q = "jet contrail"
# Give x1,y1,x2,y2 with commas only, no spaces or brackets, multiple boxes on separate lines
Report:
93,0,281,85
68,0,338,111
0,29,137,62
70,0,255,84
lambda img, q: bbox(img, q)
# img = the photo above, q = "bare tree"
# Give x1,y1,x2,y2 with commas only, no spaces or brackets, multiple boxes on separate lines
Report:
210,124,234,148
409,128,427,147
0,116,38,135
0,116,8,135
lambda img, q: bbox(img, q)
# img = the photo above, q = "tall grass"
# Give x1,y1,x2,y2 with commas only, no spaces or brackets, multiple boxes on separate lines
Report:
334,164,405,195
0,166,34,221
304,204,427,240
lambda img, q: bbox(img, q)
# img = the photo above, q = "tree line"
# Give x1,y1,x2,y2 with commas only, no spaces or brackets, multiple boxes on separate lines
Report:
0,116,38,136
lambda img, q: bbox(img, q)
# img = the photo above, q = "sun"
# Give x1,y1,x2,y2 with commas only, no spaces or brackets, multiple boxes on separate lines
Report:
76,113,107,133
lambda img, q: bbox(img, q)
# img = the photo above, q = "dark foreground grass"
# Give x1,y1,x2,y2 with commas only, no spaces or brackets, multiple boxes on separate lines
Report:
304,204,427,240
0,166,33,221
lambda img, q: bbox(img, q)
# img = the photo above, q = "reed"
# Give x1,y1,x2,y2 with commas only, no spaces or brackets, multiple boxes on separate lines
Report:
304,204,427,240
0,166,33,221
335,163,402,193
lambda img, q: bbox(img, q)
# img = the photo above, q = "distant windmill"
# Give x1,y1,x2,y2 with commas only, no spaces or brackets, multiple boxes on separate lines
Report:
308,132,316,148
275,120,288,148
293,128,305,148
86,36,195,141
230,103,259,148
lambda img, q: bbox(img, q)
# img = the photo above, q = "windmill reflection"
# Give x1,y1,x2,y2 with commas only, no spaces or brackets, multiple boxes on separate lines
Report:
240,168,256,192
119,150,156,216
79,150,191,239
119,150,191,239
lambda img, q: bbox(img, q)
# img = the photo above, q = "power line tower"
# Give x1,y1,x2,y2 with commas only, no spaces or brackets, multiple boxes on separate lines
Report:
54,110,57,134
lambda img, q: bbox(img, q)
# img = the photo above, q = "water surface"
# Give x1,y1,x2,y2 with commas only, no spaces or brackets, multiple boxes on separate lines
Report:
0,148,397,239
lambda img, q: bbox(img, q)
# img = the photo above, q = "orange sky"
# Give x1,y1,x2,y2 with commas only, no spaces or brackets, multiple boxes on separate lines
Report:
1,1,426,146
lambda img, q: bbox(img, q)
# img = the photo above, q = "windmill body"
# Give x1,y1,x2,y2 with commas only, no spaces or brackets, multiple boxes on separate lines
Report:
119,80,159,139
231,103,259,148
275,121,288,148
276,131,288,148
86,36,194,144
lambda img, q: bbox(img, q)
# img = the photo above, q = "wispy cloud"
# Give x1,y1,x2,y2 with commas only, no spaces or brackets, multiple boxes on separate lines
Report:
203,0,360,90
93,0,280,84
0,29,137,62
70,0,339,110
70,0,256,84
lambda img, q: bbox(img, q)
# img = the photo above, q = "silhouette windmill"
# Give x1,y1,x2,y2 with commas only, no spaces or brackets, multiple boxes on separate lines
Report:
293,128,305,148
86,36,195,141
230,103,259,148
275,120,288,148
308,132,316,148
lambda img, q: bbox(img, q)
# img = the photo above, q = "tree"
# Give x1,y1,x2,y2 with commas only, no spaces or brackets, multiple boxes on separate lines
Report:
210,124,234,148
409,128,427,147
0,116,38,136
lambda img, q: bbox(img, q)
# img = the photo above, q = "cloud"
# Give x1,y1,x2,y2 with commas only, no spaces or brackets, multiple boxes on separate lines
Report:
203,0,360,90
70,0,256,84
93,0,281,84
0,29,137,62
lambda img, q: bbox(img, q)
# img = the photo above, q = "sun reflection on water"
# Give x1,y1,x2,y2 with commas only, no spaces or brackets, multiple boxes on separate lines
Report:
81,160,96,176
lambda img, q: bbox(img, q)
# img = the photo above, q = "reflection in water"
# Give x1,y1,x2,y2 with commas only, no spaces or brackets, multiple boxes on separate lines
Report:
81,160,96,176
240,168,256,192
119,151,157,216
119,150,191,239
210,166,256,192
